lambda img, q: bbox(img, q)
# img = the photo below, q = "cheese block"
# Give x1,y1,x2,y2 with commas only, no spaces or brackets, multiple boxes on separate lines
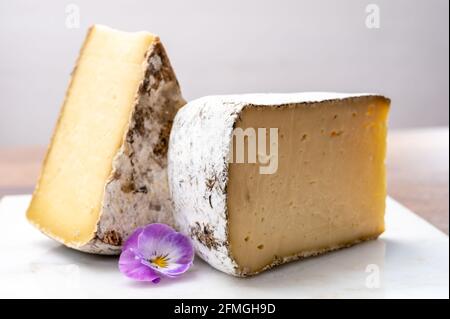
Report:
168,93,390,276
26,25,185,254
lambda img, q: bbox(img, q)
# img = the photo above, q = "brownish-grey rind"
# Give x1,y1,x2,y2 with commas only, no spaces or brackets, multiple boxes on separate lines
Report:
76,40,185,254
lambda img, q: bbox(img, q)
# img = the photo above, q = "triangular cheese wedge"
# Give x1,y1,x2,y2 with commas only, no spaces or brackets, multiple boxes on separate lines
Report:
27,25,185,254
169,93,390,276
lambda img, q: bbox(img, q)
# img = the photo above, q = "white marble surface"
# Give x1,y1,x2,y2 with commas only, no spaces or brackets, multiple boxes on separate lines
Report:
0,195,448,299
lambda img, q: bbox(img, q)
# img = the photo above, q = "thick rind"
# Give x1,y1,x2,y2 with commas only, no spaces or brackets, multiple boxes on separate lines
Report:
76,40,185,254
168,93,389,276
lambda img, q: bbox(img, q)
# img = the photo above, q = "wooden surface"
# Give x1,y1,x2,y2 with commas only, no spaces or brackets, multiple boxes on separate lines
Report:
386,127,449,234
0,127,448,234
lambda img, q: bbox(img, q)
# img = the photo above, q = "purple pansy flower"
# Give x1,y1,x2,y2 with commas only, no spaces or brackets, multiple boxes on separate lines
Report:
119,223,194,284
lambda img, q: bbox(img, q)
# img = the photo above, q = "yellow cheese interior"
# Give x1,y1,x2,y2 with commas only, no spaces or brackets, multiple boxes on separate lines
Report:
228,97,389,273
27,25,155,246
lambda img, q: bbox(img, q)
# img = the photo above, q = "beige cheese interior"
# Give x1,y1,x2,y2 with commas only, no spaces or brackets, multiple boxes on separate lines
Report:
27,26,155,246
228,97,389,273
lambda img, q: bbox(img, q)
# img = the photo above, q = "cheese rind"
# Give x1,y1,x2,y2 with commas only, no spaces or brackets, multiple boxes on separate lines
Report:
27,25,185,254
168,93,390,276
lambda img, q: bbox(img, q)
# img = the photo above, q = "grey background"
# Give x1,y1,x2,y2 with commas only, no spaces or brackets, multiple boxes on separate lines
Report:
0,0,448,146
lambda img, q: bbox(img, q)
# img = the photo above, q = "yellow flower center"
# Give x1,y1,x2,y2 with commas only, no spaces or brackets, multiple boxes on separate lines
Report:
150,255,169,268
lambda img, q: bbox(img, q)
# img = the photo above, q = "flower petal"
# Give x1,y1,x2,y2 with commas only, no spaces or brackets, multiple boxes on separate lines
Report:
163,263,192,278
119,248,160,283
137,223,177,257
122,227,144,251
145,232,194,277
163,232,195,265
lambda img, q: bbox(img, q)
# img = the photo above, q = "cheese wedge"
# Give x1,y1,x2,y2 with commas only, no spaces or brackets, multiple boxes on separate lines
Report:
27,25,185,254
168,93,390,276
